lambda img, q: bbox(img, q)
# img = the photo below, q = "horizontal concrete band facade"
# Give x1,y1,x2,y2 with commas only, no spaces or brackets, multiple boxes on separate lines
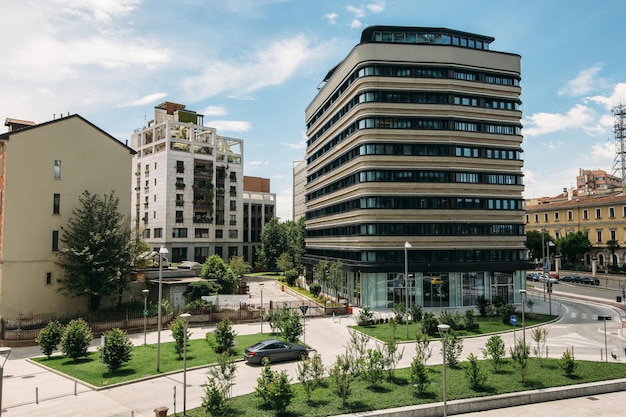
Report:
333,378,626,417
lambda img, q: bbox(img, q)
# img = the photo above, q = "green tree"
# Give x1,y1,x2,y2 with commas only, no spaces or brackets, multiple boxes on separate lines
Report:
559,231,592,269
560,347,577,376
201,255,236,294
531,327,549,366
130,230,152,269
464,353,489,390
328,260,344,301
36,320,64,359
56,190,132,311
362,348,385,387
170,315,191,359
315,260,330,296
606,239,620,271
330,353,357,405
482,335,506,372
283,217,306,268
296,353,325,402
184,280,220,300
101,328,133,373
258,217,287,272
525,230,552,263
442,332,463,367
408,355,430,395
228,255,252,280
255,360,294,413
510,339,530,383
202,377,228,416
211,317,237,354
61,318,93,361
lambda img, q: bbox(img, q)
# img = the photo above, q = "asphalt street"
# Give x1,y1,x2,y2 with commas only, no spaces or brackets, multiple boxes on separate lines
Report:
1,280,625,417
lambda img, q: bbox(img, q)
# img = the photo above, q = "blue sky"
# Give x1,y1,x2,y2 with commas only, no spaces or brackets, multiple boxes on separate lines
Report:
3,0,626,221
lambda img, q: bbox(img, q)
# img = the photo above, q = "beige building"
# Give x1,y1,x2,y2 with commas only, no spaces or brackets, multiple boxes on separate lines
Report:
292,160,306,221
242,176,276,266
0,115,135,320
576,168,622,195
525,188,626,269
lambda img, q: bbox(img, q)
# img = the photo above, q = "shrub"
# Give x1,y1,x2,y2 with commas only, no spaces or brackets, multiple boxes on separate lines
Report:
362,348,385,387
202,377,228,416
170,315,191,359
420,312,439,337
101,328,133,373
330,353,357,405
463,309,478,330
296,353,325,401
482,335,506,372
560,347,577,376
61,318,93,361
184,280,220,300
310,283,321,297
285,269,298,286
442,332,463,367
212,317,237,354
37,320,64,358
510,339,530,383
255,361,294,413
498,303,517,325
414,333,432,365
408,356,430,396
184,299,213,315
464,353,489,390
476,295,490,317
356,307,374,326
392,302,406,324
439,310,463,330
410,304,423,322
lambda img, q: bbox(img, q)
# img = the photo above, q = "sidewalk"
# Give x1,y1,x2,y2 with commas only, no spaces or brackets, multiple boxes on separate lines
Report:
1,280,625,417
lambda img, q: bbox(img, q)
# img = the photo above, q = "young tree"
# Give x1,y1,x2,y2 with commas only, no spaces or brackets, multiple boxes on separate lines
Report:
211,317,237,354
56,190,133,311
36,320,64,358
560,347,577,376
510,339,530,383
482,335,506,372
170,315,191,359
228,256,252,280
442,332,463,367
464,353,489,390
283,217,306,268
255,360,294,413
330,353,357,405
328,260,344,301
276,252,294,275
409,355,430,395
297,354,324,402
208,353,237,399
101,328,133,373
532,327,549,366
201,255,236,294
414,333,433,365
362,348,386,388
61,318,93,361
315,260,330,296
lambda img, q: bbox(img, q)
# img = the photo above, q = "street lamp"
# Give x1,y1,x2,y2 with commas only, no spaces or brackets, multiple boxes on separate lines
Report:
547,241,555,315
519,289,527,346
0,347,10,417
404,241,412,339
437,324,451,417
157,245,169,372
180,313,191,416
142,289,149,346
259,283,264,334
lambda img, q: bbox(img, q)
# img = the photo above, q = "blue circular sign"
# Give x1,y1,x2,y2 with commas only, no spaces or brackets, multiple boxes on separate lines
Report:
510,315,518,325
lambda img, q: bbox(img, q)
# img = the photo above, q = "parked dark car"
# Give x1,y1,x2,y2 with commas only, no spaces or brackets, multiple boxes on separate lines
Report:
560,275,578,282
580,277,600,285
243,339,308,364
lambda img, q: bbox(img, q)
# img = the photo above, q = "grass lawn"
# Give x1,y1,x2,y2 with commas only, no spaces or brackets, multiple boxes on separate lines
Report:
179,358,626,416
353,313,557,342
32,332,271,387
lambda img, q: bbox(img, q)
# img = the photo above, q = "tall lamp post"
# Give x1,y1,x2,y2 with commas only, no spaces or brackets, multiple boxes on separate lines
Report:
404,242,412,339
547,241,555,315
519,289,527,346
437,324,450,417
142,289,149,346
259,283,264,334
157,246,169,372
0,347,11,417
180,313,191,416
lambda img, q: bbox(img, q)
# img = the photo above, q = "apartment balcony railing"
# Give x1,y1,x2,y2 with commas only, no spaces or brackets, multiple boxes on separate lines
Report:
193,216,213,224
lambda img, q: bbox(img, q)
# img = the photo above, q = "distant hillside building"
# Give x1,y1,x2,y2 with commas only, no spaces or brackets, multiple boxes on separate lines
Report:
303,26,527,309
0,115,135,319
576,168,622,196
131,102,244,264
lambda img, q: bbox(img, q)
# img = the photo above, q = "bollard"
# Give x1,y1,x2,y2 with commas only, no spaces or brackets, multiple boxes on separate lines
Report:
36,387,38,404
153,406,168,417
75,379,78,395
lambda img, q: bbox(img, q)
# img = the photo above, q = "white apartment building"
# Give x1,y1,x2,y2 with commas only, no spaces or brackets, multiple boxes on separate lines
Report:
131,102,244,263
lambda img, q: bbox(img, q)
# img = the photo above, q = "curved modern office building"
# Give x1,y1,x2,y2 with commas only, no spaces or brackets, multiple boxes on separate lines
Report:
303,26,530,309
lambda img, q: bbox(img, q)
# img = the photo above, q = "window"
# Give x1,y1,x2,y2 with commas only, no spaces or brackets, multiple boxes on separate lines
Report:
230,214,237,225
176,160,184,173
154,228,163,238
176,194,184,206
216,229,223,238
543,213,548,222
52,230,59,251
175,211,184,223
583,209,588,219
172,228,188,238
595,208,602,219
229,230,238,239
554,212,559,221
609,207,615,218
534,214,539,223
230,200,237,211
143,229,150,238
597,230,603,243
567,210,573,221
53,193,60,214
610,229,616,241
54,160,61,179
46,272,52,286
195,228,209,238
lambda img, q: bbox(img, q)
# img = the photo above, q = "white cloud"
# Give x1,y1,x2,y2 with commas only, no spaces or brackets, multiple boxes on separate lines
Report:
366,1,385,13
346,6,366,18
587,82,626,111
246,160,271,168
205,120,251,133
325,12,338,24
181,35,332,99
201,106,228,116
350,19,363,29
523,104,596,137
117,93,167,107
286,140,306,150
589,141,614,161
55,0,141,21
559,64,604,97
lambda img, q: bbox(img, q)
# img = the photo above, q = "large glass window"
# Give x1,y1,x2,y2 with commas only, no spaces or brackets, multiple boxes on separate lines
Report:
462,272,485,306
490,272,513,304
423,273,449,307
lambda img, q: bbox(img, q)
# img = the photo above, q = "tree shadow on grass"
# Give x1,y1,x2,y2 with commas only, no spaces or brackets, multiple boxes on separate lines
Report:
342,399,370,414
366,384,392,393
303,398,330,408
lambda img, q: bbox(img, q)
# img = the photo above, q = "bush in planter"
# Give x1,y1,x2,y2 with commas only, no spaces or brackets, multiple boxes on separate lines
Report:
101,328,133,373
37,319,64,359
310,283,321,297
61,318,93,361
285,269,298,286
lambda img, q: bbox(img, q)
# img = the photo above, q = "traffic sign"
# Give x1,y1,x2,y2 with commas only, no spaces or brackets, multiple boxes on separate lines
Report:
143,310,149,317
510,315,517,326
597,315,612,321
299,305,309,315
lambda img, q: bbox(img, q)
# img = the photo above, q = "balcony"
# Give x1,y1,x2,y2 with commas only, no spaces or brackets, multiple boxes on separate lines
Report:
176,201,184,207
193,215,213,224
175,183,186,190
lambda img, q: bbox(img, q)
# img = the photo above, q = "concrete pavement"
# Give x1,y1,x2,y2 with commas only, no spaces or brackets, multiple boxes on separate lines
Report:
2,280,626,416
